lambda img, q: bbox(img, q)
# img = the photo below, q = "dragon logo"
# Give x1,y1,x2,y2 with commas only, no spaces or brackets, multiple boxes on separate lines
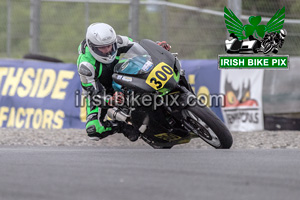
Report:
224,77,258,107
224,7,287,54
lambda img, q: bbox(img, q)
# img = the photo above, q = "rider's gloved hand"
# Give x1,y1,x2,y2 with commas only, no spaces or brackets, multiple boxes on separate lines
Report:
156,41,171,51
108,92,125,106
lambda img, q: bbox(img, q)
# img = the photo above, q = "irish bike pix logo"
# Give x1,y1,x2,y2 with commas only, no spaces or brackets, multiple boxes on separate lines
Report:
219,6,289,69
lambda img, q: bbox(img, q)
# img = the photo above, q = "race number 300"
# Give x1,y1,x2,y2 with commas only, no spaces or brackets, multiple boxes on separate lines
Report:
146,62,173,90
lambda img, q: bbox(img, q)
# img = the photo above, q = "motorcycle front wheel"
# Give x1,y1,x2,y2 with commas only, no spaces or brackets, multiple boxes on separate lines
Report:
263,43,273,54
181,105,233,149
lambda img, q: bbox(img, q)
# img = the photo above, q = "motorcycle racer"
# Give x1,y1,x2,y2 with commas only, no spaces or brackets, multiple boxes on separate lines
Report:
77,22,171,142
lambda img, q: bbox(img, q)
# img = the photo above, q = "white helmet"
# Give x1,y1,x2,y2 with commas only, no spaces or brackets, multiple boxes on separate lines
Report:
86,23,117,64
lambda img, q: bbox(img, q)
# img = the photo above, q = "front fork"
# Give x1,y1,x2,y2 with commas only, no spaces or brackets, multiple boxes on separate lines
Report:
160,79,197,130
178,74,195,95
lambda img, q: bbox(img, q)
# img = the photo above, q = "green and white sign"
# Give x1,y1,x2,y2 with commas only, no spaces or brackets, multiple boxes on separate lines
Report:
218,55,289,69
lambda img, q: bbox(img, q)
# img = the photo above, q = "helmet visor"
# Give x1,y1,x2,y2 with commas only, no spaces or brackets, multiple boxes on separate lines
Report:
88,40,117,57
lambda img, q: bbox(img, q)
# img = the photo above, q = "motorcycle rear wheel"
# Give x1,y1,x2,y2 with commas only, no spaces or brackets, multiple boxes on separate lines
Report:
182,105,233,149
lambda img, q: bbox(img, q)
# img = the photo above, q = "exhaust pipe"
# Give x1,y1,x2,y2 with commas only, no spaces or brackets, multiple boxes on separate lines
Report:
107,107,129,123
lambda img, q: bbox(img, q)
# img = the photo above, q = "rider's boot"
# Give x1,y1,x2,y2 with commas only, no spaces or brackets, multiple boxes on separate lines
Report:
120,122,140,142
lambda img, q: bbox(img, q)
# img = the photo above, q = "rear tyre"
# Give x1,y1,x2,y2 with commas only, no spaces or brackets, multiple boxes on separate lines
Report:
182,105,233,149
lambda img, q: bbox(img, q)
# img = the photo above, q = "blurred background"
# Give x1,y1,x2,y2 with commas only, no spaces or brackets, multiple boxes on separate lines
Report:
0,0,300,63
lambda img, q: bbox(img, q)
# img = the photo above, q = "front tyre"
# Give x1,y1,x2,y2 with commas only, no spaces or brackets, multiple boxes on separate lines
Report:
263,43,273,54
182,105,233,149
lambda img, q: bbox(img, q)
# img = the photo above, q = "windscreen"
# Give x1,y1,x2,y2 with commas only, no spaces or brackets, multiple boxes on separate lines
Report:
114,43,154,75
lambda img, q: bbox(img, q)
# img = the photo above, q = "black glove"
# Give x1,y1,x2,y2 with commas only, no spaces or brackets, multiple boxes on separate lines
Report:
85,81,107,107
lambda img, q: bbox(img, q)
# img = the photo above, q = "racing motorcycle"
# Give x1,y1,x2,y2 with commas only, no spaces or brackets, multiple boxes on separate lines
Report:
261,29,287,54
107,39,233,149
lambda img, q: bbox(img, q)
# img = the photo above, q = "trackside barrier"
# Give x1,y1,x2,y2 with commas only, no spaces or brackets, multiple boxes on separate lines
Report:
181,60,224,121
0,58,271,131
0,59,85,129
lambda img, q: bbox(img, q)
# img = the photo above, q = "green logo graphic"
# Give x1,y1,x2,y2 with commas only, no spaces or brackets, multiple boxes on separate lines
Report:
220,7,289,69
224,6,285,40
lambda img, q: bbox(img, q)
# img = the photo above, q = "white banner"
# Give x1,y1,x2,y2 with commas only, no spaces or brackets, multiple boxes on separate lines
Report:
220,69,264,131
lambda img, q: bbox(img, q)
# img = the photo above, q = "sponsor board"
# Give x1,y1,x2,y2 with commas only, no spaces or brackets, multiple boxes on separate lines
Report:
181,60,224,121
220,69,264,131
0,59,85,129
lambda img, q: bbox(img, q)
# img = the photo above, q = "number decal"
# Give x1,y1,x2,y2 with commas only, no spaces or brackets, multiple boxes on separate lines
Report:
150,77,162,89
146,62,174,90
155,71,167,81
162,65,173,75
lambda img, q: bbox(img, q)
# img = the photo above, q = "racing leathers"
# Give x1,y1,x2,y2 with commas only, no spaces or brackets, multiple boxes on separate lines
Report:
77,35,134,140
